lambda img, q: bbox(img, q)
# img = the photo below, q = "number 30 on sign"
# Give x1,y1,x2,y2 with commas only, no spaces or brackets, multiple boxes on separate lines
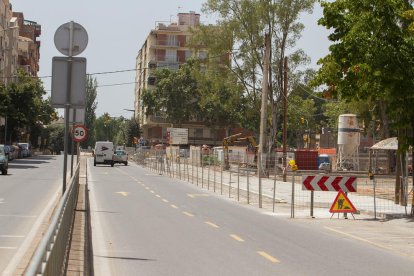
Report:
72,125,88,142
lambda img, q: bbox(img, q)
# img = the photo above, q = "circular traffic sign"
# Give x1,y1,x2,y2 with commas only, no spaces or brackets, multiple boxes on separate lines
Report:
73,125,88,142
54,21,88,56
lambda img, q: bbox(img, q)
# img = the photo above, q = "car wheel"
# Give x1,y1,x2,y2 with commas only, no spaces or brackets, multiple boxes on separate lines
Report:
111,161,114,167
94,159,96,166
125,161,128,166
1,169,6,175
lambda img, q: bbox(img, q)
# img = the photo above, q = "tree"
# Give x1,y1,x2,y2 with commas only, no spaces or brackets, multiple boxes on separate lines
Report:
0,70,54,145
142,61,201,126
312,0,414,149
195,0,316,148
81,75,98,148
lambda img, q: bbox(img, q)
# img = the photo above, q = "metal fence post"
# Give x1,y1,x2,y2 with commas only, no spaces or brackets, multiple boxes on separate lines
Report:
237,152,240,201
208,153,210,190
273,151,277,212
291,171,295,218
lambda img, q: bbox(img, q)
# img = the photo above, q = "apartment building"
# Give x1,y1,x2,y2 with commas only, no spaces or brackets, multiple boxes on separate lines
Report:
135,12,224,146
13,12,41,77
0,1,40,85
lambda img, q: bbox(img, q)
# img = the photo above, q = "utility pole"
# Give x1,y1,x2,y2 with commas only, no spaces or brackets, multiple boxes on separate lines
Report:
282,57,288,182
258,32,271,208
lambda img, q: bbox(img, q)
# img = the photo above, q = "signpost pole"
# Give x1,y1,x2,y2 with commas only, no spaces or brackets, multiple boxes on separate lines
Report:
63,21,74,193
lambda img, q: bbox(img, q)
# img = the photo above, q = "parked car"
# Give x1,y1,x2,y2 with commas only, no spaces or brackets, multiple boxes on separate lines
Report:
113,149,128,166
0,145,9,175
18,143,31,157
318,162,331,172
0,145,12,161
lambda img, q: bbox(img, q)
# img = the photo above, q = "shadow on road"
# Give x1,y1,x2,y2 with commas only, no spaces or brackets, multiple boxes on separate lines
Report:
8,156,58,169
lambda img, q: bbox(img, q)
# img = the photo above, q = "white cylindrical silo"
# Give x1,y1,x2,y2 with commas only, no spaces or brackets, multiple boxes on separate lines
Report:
337,114,360,155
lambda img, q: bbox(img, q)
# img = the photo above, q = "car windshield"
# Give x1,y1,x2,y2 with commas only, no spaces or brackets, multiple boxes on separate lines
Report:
0,147,4,154
116,151,125,155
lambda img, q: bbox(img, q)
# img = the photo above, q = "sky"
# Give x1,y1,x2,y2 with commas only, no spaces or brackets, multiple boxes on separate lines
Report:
11,0,330,119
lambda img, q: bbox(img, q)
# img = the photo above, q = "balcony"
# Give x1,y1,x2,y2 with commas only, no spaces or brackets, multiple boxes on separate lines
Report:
150,40,183,49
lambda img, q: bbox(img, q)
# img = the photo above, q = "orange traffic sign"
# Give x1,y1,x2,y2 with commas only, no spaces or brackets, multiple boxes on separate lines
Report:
329,190,357,213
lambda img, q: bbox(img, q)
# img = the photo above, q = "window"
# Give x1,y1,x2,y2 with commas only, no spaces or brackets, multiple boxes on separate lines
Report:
185,51,193,60
195,128,203,138
167,34,177,46
165,50,177,62
199,51,207,60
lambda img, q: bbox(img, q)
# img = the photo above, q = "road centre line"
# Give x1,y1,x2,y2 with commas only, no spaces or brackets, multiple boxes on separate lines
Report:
257,251,280,263
0,247,17,250
183,211,194,217
205,221,219,228
171,204,178,209
162,199,169,203
155,195,161,198
230,234,244,242
150,190,155,194
0,235,25,238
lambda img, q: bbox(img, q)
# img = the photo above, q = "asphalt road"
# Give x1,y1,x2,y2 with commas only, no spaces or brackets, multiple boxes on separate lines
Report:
0,155,64,275
89,159,414,276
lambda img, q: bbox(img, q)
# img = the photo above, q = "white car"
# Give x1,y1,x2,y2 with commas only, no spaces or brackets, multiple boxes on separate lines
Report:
113,150,128,166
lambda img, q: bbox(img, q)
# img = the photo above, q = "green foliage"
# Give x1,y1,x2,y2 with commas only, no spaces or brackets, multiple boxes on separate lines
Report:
202,154,219,166
47,124,65,154
312,0,414,149
0,70,55,144
142,60,243,128
94,113,126,144
82,75,98,148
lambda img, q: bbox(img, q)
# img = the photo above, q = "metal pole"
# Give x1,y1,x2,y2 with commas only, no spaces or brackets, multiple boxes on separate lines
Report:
63,21,75,194
220,151,223,195
373,177,377,220
258,153,262,208
282,57,288,182
273,151,277,212
208,153,210,190
201,153,204,188
229,166,232,198
237,152,240,201
70,109,76,177
291,171,295,218
214,154,216,193
310,191,314,218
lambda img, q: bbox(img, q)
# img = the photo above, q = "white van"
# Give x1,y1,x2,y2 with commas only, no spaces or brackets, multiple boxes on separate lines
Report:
94,141,114,167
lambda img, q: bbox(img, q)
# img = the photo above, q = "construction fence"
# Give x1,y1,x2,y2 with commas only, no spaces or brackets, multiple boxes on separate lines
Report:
129,147,414,218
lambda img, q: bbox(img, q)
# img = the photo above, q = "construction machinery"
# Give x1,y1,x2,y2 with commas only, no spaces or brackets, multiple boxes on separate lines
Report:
222,133,258,170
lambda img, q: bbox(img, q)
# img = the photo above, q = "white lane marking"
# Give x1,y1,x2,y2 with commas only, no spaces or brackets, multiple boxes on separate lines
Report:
0,198,4,204
183,212,194,217
0,235,25,238
0,247,17,250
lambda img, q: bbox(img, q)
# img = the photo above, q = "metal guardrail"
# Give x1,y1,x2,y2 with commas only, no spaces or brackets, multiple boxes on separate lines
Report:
25,162,80,276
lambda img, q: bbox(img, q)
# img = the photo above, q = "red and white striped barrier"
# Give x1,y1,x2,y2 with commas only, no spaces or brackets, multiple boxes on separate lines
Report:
302,175,357,192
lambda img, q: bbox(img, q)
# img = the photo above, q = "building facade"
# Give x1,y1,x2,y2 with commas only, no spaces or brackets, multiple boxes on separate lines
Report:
0,1,40,85
135,12,224,146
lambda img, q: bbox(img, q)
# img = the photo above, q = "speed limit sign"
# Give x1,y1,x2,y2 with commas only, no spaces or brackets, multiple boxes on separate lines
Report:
72,125,88,142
